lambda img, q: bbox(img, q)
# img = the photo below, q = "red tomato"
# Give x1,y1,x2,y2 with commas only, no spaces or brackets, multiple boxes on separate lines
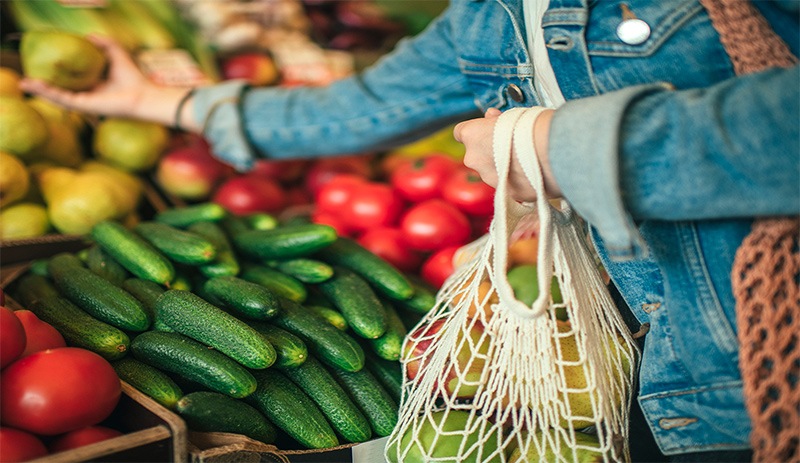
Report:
357,227,424,273
1,307,26,368
14,310,66,358
421,246,460,289
400,199,471,252
0,427,48,462
389,153,460,202
249,158,310,185
284,185,313,207
212,174,287,215
315,174,367,212
442,168,496,216
304,155,373,198
49,425,123,453
340,182,405,232
0,348,121,435
311,209,352,237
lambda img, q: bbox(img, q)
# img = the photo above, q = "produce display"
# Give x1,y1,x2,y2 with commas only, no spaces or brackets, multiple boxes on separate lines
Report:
3,205,438,452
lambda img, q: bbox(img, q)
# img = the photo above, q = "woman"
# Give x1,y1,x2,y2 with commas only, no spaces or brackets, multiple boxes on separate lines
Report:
23,1,799,460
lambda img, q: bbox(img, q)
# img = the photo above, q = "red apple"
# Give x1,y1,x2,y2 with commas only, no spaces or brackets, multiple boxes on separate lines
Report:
155,144,231,200
221,53,280,86
404,317,491,399
212,174,287,215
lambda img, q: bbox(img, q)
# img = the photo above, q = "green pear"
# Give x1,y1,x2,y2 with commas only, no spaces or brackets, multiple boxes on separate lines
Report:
0,151,30,207
0,96,49,160
386,410,502,463
0,67,23,98
20,31,107,91
508,430,605,463
93,118,170,172
0,202,50,240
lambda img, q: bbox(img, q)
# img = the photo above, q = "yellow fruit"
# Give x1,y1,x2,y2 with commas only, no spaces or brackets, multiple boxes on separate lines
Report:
0,97,49,160
47,178,122,235
33,119,84,167
0,202,50,240
35,166,78,204
76,171,139,216
28,97,86,133
0,67,22,98
93,118,170,172
20,31,107,91
0,151,30,207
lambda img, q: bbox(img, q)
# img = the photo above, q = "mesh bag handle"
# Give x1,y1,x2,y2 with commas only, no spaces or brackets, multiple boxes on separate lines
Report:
698,1,799,461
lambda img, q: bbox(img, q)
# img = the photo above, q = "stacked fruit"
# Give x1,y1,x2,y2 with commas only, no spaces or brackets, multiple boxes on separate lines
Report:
6,203,437,449
0,295,124,461
310,152,496,290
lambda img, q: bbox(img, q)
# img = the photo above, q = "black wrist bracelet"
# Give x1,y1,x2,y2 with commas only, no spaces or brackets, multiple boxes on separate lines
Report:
174,88,196,131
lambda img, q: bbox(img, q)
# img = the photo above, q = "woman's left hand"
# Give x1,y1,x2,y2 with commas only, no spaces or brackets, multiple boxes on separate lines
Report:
453,107,561,202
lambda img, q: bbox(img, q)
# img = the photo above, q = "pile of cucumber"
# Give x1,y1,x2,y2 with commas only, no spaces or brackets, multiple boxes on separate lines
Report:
10,203,439,450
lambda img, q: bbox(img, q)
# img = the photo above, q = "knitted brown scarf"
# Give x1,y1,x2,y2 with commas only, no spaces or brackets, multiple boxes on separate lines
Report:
698,1,799,461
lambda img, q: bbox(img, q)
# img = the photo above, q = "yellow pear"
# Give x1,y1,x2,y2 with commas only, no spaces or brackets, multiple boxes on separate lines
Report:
28,97,86,133
0,151,30,207
0,67,23,98
20,31,107,91
76,171,139,216
47,176,122,235
35,166,78,204
33,118,84,167
0,96,49,160
80,160,143,196
0,202,50,240
554,320,632,429
93,118,170,172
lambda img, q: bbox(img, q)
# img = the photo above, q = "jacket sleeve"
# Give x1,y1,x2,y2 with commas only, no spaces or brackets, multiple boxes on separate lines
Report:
549,65,800,260
190,9,480,171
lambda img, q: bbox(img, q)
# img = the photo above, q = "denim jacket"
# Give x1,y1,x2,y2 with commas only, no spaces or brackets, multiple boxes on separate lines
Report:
192,0,800,455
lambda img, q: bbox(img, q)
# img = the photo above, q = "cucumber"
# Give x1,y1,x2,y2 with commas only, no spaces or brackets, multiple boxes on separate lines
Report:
247,368,339,449
91,220,175,286
281,356,372,443
327,364,399,437
154,202,227,228
316,238,413,301
13,274,130,360
112,357,183,409
135,222,217,265
272,298,364,372
187,221,240,278
316,266,387,339
202,276,280,321
363,348,403,404
48,253,151,332
176,391,277,444
131,330,257,399
220,215,252,238
368,301,407,361
156,290,276,369
27,259,49,277
121,278,164,321
398,276,438,314
247,322,307,369
85,245,128,285
234,223,337,260
273,258,334,284
240,264,307,302
307,305,348,331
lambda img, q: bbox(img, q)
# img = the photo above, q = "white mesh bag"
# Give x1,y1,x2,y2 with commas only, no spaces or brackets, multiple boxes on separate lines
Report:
386,107,640,463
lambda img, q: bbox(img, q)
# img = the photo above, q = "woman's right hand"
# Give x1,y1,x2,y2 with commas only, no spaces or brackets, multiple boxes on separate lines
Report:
20,35,158,120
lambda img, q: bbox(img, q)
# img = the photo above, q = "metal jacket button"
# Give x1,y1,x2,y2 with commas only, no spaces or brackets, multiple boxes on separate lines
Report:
616,17,650,45
506,84,525,102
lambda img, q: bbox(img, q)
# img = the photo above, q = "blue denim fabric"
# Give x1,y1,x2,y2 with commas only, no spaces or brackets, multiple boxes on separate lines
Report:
192,0,800,455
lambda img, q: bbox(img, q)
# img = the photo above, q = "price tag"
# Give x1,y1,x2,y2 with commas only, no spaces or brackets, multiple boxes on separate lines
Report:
137,49,212,88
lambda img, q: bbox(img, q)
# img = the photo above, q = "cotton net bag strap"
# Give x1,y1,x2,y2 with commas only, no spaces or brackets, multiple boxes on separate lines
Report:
698,1,800,461
387,107,638,463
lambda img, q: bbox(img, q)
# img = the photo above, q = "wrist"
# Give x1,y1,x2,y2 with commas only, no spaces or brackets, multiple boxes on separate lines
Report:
131,84,196,129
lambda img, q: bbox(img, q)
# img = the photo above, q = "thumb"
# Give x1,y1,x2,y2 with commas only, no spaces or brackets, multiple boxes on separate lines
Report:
484,108,502,118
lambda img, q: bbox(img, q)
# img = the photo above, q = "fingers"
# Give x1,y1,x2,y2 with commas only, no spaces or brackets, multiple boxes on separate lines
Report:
484,107,501,118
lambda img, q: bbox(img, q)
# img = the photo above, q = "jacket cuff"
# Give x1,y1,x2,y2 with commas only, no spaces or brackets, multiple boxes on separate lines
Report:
549,83,671,260
192,79,256,172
